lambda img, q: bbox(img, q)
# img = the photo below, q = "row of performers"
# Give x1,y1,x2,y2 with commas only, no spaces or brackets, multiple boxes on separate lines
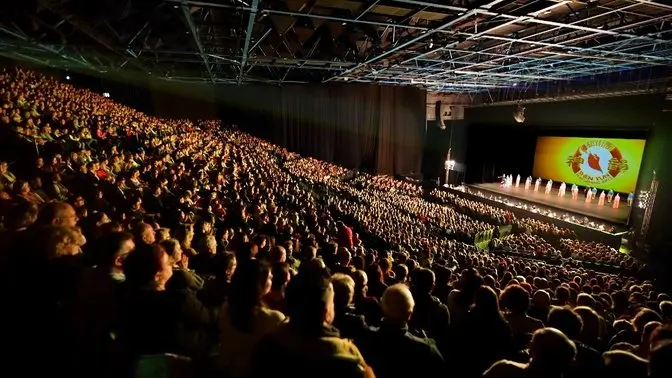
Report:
500,174,635,208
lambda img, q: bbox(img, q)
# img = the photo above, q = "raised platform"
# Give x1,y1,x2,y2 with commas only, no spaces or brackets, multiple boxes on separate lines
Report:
468,183,630,225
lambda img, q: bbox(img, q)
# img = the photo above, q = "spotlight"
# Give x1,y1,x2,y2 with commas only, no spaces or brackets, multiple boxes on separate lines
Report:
429,40,434,49
103,92,110,98
65,75,70,80
513,104,526,123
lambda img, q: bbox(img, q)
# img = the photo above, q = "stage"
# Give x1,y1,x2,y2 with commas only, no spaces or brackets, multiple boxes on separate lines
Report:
468,183,630,225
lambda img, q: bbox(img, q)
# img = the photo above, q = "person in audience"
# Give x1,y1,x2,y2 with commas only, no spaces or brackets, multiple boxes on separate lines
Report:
462,285,515,376
356,284,445,378
500,284,545,347
218,259,285,377
409,268,451,353
331,272,369,339
546,306,604,378
250,268,372,377
119,244,216,358
484,328,577,378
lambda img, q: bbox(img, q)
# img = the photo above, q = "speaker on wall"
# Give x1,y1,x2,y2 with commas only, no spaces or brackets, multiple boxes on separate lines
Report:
442,104,452,120
435,101,446,129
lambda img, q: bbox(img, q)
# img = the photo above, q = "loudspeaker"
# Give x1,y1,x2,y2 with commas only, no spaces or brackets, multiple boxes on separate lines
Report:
442,104,452,120
435,101,446,129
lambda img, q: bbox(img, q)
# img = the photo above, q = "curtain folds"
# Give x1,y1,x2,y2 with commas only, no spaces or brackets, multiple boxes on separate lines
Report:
266,84,425,175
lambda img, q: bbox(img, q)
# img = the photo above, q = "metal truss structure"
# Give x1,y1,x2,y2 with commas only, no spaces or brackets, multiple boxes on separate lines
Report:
1,0,671,101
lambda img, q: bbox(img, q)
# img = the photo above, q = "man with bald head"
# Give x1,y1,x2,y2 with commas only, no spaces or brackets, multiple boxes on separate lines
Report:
36,201,78,228
484,327,577,378
355,284,444,378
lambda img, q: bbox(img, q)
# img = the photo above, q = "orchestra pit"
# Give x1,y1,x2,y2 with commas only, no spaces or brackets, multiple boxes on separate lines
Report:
2,1,672,377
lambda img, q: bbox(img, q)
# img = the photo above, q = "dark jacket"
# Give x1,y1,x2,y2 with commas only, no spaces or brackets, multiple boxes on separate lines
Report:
334,307,370,340
251,324,370,378
119,285,217,358
355,321,445,378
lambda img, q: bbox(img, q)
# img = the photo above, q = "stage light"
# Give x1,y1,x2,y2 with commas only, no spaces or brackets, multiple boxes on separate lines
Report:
103,92,110,98
513,104,526,123
65,75,70,80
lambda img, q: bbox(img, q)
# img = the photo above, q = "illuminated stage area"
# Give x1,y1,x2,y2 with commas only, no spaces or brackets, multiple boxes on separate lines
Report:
468,183,631,225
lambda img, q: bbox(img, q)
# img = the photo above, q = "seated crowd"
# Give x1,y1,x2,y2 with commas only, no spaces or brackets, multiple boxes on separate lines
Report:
431,188,514,226
0,66,671,378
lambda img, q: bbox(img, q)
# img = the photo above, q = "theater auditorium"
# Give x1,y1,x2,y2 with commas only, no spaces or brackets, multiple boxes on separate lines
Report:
1,1,672,377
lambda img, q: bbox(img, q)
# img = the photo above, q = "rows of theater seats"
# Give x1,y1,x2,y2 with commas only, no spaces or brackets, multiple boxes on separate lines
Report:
0,67,670,378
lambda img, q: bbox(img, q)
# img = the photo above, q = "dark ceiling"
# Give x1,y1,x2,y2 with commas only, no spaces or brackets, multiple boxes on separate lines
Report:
1,0,671,99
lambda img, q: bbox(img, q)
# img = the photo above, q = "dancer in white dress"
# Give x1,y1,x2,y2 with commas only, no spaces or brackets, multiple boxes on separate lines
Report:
571,184,579,200
545,180,553,195
558,182,566,197
524,176,532,190
515,174,521,188
534,178,541,192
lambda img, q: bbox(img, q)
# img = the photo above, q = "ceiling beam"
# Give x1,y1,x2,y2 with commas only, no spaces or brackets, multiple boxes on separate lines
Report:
238,0,260,85
181,0,215,84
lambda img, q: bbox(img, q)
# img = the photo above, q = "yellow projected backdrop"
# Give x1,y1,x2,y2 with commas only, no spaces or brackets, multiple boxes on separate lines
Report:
532,137,646,193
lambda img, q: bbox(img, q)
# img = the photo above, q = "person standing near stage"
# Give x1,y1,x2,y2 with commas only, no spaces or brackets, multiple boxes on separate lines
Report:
515,174,520,188
571,184,578,200
525,176,532,191
613,194,621,208
591,187,598,201
627,192,635,206
585,187,592,203
598,191,606,206
558,182,566,197
545,179,553,195
607,189,614,203
534,178,541,192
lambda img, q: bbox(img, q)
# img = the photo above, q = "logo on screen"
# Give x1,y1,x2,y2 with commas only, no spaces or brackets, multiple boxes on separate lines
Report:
566,140,629,184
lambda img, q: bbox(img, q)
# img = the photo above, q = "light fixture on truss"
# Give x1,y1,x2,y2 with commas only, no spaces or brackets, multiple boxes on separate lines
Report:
513,103,526,123
637,190,650,209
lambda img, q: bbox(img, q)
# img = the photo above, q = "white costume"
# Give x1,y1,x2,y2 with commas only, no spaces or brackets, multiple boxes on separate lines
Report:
545,180,553,195
524,176,532,191
613,194,621,209
558,182,566,197
534,178,541,192
515,174,520,188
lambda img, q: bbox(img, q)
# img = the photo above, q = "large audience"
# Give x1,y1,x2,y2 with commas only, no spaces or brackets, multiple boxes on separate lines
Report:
0,67,670,378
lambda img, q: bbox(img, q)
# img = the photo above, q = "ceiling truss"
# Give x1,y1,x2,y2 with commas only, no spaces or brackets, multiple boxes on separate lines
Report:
0,0,670,101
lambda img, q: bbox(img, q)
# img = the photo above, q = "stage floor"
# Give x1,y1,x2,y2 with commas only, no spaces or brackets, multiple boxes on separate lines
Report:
468,183,630,225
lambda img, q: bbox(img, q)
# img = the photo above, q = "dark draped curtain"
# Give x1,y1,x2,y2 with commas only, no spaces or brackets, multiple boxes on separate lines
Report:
233,83,426,175
218,83,425,175
375,86,426,175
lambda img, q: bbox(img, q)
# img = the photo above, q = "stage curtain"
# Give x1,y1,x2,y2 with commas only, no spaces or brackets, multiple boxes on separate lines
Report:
376,86,426,175
222,83,425,175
